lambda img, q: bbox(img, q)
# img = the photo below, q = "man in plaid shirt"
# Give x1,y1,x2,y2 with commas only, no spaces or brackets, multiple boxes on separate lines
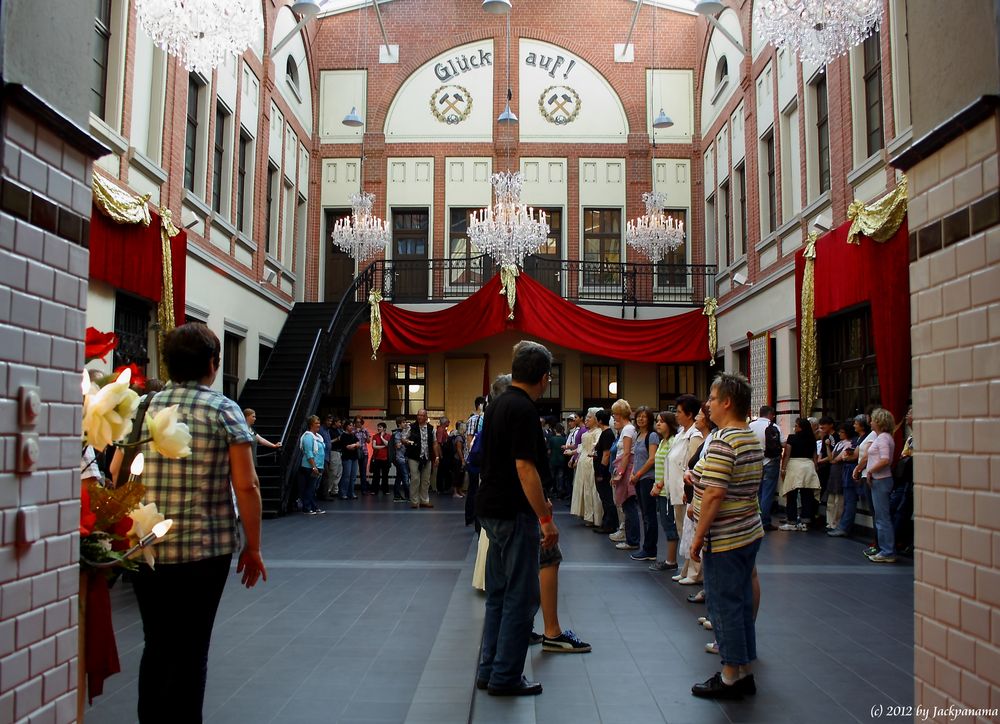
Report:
123,323,267,723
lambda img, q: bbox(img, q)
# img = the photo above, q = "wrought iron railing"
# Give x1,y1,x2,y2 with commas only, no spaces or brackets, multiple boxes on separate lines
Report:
353,256,716,312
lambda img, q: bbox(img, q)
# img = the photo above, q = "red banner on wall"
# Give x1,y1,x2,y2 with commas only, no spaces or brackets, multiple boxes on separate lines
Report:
88,207,186,326
376,272,709,363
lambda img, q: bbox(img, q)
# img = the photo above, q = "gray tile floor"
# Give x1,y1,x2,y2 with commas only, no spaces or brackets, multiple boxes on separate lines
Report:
85,494,913,724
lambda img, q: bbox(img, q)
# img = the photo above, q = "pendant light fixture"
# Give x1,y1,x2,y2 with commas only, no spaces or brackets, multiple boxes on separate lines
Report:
343,0,367,128
482,0,512,14
496,14,517,124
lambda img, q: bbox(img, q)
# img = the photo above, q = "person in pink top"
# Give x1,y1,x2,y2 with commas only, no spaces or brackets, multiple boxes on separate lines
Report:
864,408,897,563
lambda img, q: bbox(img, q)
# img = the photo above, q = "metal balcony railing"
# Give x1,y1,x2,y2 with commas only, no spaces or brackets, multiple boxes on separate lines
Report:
350,256,717,314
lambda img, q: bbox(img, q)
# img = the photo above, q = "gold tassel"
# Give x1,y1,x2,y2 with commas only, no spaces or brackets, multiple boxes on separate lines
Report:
155,207,179,381
499,265,519,320
368,290,383,360
799,232,820,415
703,297,718,366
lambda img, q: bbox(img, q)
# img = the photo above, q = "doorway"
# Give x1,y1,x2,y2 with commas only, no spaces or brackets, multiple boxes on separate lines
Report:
324,208,356,302
392,208,429,301
523,207,562,295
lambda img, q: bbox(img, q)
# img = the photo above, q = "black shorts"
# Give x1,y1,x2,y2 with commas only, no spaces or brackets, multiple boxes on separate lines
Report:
539,542,563,569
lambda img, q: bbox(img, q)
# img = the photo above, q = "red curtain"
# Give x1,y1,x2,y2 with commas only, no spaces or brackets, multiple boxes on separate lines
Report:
377,271,709,363
89,207,187,326
794,220,910,423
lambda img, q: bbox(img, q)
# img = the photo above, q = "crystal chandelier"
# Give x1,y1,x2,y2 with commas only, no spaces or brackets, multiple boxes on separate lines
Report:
136,0,262,74
626,192,685,263
331,192,390,263
468,172,549,268
754,0,883,67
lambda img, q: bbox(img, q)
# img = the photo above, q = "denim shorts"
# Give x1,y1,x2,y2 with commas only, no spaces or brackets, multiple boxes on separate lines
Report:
539,542,563,569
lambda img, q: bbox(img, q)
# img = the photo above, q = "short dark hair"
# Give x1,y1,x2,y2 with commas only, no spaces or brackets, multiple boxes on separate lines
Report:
377,422,387,430
395,416,405,426
818,415,835,426
837,422,853,437
163,323,221,383
711,372,752,419
475,396,486,408
759,405,774,417
510,340,552,385
676,394,701,419
595,409,610,425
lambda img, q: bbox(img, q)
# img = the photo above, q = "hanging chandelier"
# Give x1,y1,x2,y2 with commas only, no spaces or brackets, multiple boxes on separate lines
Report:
136,0,262,74
626,192,685,263
468,172,549,268
753,0,883,67
331,192,390,263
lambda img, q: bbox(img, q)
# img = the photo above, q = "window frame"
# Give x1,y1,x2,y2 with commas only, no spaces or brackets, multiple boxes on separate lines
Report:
815,74,831,194
184,75,204,193
265,163,278,257
236,129,253,234
211,103,231,214
719,180,731,269
581,208,623,289
862,31,884,157
387,362,427,417
734,164,747,259
582,364,620,410
222,332,243,401
762,131,777,236
92,0,112,121
658,364,697,411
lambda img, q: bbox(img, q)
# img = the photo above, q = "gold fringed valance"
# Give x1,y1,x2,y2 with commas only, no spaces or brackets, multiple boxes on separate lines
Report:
799,232,820,416
846,175,908,245
703,297,718,366
155,207,179,380
499,264,519,320
92,172,152,226
369,290,383,360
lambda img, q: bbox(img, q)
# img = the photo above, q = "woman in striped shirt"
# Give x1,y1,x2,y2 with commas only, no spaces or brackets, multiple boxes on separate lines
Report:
689,372,763,701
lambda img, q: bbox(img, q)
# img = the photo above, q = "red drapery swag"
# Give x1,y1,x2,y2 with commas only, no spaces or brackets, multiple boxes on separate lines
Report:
88,206,187,326
794,219,910,424
376,272,710,363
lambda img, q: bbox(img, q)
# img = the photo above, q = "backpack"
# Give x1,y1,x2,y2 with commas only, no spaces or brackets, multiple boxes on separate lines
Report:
763,422,782,459
466,431,485,474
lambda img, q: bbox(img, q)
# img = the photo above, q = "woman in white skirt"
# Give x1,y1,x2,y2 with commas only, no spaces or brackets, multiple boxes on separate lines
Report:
570,408,603,526
779,417,822,530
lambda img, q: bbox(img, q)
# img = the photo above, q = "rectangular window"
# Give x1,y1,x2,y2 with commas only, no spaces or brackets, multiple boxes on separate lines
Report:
237,130,252,233
538,207,561,257
655,209,688,289
92,0,112,120
537,362,563,414
780,104,801,221
223,332,242,400
448,208,488,289
658,364,696,411
816,75,831,193
719,181,731,268
582,364,620,410
863,31,884,157
212,104,229,213
736,348,750,378
258,343,272,377
282,180,295,265
184,75,202,192
388,362,426,417
735,164,747,258
705,195,717,265
582,208,621,287
265,163,278,256
763,132,776,235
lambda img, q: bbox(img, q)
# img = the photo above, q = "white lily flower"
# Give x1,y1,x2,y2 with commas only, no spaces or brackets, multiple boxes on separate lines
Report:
82,370,140,450
146,405,193,458
128,502,166,568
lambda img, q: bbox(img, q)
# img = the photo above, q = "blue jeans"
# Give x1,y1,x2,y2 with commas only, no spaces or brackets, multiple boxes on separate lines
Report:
703,538,761,667
298,467,319,512
622,496,641,546
393,459,410,499
870,476,895,556
837,477,864,533
340,458,358,498
656,496,678,541
637,479,658,556
758,462,780,526
478,513,541,688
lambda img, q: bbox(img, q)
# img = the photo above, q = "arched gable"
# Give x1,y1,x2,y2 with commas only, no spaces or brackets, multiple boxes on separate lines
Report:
700,7,744,133
272,6,314,136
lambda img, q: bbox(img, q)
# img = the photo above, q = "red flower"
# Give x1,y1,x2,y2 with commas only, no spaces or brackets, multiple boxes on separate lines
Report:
80,484,97,537
109,516,134,551
113,363,147,392
85,328,118,363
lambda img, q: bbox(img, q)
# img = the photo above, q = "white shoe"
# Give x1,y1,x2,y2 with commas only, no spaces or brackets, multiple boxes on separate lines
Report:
608,530,626,542
677,577,699,585
671,574,684,582
615,542,639,550
778,522,799,531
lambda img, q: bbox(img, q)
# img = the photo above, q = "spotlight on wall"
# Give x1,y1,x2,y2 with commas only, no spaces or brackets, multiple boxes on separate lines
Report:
733,271,753,288
260,269,277,285
291,0,323,16
184,218,201,229
812,212,832,234
482,0,512,14
694,1,726,14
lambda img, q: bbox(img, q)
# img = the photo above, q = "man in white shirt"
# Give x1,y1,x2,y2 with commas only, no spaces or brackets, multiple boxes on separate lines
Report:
748,405,782,530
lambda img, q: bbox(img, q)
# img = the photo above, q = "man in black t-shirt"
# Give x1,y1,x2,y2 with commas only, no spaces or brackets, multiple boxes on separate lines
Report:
591,409,619,534
475,341,558,697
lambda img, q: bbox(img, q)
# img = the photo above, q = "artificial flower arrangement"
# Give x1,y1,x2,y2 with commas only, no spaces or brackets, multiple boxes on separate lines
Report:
80,327,191,572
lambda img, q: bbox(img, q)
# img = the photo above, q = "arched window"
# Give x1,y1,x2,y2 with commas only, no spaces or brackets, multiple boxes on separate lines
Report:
286,55,300,93
715,56,729,91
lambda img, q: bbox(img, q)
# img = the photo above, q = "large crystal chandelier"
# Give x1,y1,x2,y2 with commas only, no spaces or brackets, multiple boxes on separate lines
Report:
331,192,390,263
626,192,685,263
754,0,883,67
136,0,262,74
468,172,549,268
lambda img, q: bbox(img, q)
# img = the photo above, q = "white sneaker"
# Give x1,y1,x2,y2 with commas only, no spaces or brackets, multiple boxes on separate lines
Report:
671,574,684,582
615,542,638,550
608,530,626,542
778,522,799,531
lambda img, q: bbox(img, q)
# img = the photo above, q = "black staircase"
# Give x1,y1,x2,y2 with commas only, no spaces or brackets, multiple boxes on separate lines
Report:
238,263,376,517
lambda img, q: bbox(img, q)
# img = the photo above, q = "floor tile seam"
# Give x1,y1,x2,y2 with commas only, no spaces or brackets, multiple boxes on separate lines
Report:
800,642,912,707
